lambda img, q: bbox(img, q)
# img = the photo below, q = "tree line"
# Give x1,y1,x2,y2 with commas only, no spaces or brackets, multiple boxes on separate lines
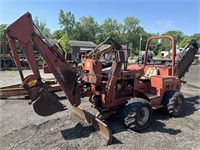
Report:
1,9,199,55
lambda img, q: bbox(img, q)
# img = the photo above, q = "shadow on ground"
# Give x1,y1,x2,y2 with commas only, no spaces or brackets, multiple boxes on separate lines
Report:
60,94,199,145
60,122,96,140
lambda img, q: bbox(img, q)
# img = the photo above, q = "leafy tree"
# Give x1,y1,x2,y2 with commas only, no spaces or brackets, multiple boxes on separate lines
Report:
34,17,51,38
138,29,152,51
190,33,200,44
57,34,72,59
123,16,140,36
59,9,75,38
51,29,65,39
162,30,184,46
122,16,151,54
0,24,7,41
71,22,82,40
100,18,123,44
132,30,152,55
55,10,199,55
74,16,99,42
179,36,191,48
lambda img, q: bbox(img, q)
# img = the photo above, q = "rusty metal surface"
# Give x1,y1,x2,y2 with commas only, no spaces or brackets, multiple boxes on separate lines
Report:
4,12,80,109
144,36,176,76
33,35,81,107
104,60,122,106
72,106,113,145
0,81,61,99
0,86,27,99
33,88,66,116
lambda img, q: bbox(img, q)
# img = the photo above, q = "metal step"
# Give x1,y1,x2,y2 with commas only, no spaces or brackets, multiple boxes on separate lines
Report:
144,92,160,99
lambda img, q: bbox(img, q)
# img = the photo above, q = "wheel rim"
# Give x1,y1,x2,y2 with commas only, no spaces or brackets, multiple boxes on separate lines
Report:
174,98,183,112
137,107,149,125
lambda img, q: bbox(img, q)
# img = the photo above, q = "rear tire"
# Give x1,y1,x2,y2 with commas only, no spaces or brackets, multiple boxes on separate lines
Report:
122,98,152,131
162,91,185,117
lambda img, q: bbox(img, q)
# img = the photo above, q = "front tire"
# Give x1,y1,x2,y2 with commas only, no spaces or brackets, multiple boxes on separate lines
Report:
162,91,185,117
122,98,153,131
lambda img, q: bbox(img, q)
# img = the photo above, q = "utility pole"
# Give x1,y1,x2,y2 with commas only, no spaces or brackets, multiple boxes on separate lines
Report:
139,34,142,55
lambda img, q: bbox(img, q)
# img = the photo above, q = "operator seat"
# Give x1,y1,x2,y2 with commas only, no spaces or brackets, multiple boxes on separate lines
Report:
140,67,158,81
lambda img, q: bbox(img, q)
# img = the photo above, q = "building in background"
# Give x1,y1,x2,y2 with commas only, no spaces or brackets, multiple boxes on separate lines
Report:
46,39,97,61
69,40,97,61
0,39,97,68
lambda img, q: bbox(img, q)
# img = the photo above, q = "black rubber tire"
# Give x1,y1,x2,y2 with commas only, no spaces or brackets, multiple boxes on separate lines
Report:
162,91,185,117
121,98,153,131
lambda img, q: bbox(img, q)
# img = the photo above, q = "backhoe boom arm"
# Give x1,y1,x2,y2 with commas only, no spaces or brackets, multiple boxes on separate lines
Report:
4,12,81,116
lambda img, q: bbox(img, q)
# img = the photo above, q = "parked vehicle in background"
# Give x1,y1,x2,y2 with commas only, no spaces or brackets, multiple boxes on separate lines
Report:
136,50,154,64
192,48,200,65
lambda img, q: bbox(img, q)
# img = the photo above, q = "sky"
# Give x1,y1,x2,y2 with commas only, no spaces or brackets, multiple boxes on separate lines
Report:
0,0,199,36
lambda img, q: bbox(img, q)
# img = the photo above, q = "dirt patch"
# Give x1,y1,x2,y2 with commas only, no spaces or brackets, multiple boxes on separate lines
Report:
0,65,200,150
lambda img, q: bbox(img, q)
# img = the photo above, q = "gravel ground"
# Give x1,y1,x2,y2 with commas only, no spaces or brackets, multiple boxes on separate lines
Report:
0,65,200,150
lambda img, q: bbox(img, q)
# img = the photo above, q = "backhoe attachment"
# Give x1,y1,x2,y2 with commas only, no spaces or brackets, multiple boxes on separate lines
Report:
4,12,113,144
4,12,81,116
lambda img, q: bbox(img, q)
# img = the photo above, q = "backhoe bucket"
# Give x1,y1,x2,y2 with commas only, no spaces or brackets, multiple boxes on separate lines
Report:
32,88,66,116
20,75,66,116
72,106,113,145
